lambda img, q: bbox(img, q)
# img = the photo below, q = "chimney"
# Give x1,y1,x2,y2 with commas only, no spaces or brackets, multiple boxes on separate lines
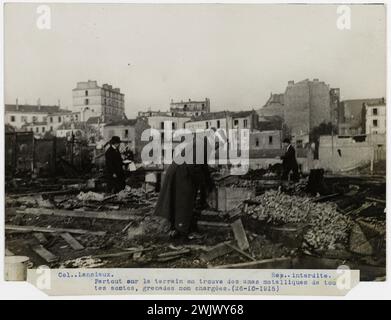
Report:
58,99,61,107
288,80,294,86
313,78,319,82
16,98,19,111
37,98,41,111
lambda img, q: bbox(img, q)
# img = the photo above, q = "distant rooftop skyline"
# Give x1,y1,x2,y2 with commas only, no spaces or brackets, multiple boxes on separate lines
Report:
4,4,386,118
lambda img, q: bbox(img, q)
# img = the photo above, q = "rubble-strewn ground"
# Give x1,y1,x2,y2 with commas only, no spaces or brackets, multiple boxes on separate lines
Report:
5,170,386,281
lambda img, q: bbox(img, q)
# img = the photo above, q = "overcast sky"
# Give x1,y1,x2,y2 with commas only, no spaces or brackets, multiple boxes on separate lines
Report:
4,3,386,118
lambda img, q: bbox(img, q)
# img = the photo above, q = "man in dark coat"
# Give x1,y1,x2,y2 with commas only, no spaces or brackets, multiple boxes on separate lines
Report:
155,162,197,238
281,138,299,182
154,131,217,239
105,136,126,193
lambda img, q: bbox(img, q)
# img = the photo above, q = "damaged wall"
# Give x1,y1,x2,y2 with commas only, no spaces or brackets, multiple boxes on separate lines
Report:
318,135,374,172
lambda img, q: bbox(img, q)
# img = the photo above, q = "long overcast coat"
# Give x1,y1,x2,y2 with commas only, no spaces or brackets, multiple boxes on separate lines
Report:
154,162,197,234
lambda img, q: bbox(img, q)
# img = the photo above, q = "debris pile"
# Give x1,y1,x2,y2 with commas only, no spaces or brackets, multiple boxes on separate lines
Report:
245,189,351,250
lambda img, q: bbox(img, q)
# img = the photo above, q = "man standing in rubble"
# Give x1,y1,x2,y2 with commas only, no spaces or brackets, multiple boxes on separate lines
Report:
105,136,126,193
281,138,299,182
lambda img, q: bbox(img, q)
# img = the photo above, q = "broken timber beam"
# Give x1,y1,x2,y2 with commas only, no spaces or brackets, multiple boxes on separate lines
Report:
33,232,48,244
8,189,78,198
312,193,340,203
32,245,58,263
200,242,233,261
366,197,386,205
226,243,256,261
13,208,141,221
5,225,106,236
60,233,84,250
197,221,230,228
231,218,250,251
211,257,292,269
5,248,14,256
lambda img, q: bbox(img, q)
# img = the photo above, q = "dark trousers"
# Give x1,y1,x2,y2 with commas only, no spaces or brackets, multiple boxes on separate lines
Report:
107,176,125,193
281,166,299,182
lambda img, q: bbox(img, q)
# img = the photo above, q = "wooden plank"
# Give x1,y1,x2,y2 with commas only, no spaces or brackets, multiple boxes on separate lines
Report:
5,225,106,236
200,242,233,261
60,233,84,250
8,189,78,198
93,247,156,259
226,243,256,261
33,232,48,244
13,208,141,221
197,221,230,228
157,249,190,258
32,245,58,263
231,219,250,251
211,257,292,269
5,248,14,256
366,197,386,204
312,193,340,203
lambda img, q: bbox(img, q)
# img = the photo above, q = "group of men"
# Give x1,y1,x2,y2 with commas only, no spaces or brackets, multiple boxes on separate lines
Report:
104,134,299,240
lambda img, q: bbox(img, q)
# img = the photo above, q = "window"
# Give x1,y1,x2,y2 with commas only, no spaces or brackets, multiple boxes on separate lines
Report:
36,127,39,133
234,119,239,126
268,136,273,145
206,122,209,129
243,119,248,128
255,138,259,147
124,129,129,139
373,119,378,127
172,123,176,130
373,108,378,115
85,99,89,105
42,127,45,133
21,116,27,122
296,140,303,148
104,99,107,105
217,120,220,128
32,116,37,122
49,117,53,123
85,90,88,96
50,126,53,132
160,122,165,129
58,117,62,122
10,116,15,122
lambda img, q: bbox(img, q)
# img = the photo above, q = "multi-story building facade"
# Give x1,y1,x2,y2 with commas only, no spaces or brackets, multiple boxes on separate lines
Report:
72,80,125,122
185,110,258,131
365,100,386,135
5,102,70,130
169,98,210,117
338,98,385,135
284,79,336,137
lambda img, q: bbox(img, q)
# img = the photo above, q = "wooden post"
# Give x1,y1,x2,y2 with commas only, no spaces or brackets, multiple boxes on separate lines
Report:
52,136,57,175
13,133,18,175
70,132,75,165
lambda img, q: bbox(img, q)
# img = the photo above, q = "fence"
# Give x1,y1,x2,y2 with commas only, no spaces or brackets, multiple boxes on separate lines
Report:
5,132,94,178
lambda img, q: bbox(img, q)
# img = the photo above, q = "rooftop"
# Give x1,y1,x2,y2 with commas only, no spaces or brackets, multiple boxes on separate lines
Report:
5,104,67,114
189,110,255,121
105,119,138,127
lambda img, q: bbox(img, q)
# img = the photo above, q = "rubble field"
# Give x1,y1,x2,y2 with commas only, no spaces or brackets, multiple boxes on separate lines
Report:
4,171,386,281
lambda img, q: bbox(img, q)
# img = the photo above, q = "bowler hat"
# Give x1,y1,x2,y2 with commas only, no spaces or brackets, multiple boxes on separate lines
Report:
110,136,121,144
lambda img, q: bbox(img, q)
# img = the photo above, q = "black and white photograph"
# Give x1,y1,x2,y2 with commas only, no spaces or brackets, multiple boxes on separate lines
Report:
1,1,388,298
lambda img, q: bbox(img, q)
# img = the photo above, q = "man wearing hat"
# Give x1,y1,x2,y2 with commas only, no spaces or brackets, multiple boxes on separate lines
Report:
281,137,299,182
105,136,126,193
